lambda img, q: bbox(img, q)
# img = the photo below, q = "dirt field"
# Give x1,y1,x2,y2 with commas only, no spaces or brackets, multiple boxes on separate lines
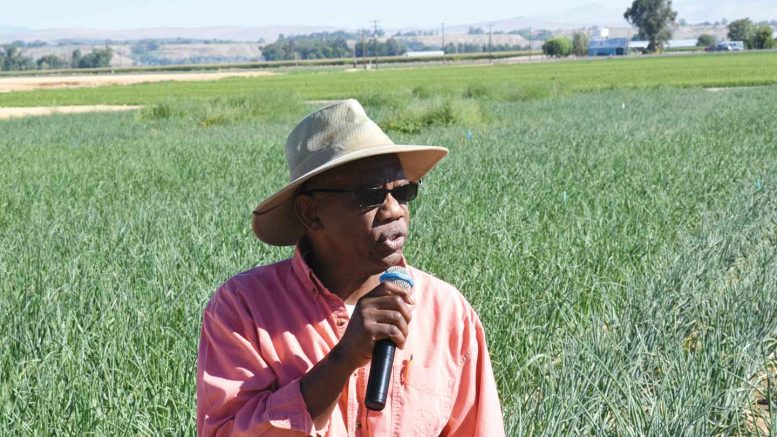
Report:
0,105,142,120
0,70,274,93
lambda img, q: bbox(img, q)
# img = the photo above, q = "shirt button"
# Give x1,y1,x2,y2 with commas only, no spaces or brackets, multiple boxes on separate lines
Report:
336,319,346,327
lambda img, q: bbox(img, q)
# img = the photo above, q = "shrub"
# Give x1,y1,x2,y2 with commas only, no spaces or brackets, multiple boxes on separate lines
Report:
572,32,589,57
137,91,305,126
380,97,485,134
696,34,717,47
411,85,434,99
543,37,573,57
462,83,491,99
751,24,775,49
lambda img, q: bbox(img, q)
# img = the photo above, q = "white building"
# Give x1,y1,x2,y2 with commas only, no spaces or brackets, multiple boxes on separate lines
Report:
406,51,445,57
591,27,610,39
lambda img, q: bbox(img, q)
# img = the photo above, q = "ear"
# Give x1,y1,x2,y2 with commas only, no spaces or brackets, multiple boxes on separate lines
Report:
294,194,323,231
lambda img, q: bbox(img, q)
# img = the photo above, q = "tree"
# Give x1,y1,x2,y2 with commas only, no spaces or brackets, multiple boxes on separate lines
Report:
355,38,406,57
262,34,355,61
542,37,572,57
71,47,113,68
131,39,161,55
751,23,775,49
624,0,678,52
70,49,83,68
727,18,755,48
1,45,34,70
572,32,589,56
36,54,67,69
696,34,717,47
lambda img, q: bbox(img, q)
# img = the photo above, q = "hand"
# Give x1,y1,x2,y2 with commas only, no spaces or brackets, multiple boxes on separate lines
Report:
333,282,415,370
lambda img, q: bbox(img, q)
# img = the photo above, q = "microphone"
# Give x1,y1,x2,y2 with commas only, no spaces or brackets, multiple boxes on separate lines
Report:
365,266,414,411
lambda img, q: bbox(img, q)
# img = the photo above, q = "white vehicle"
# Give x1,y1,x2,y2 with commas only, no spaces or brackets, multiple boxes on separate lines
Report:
715,41,744,51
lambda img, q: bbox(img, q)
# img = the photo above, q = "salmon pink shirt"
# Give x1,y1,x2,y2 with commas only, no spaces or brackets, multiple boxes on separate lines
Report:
197,245,505,436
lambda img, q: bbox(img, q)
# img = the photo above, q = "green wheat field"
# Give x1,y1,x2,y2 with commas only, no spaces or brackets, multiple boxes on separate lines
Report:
1,53,776,435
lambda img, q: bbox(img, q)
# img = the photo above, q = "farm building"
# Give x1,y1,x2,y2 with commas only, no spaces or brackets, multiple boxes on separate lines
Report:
585,37,696,55
666,39,698,49
588,38,629,56
405,50,445,57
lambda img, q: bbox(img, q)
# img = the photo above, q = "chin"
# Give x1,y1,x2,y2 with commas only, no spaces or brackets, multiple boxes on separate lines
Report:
376,250,404,270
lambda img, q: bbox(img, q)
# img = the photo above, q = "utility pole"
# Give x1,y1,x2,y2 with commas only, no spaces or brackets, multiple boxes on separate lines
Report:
626,30,630,55
488,24,493,62
371,20,380,70
441,22,445,58
361,29,367,69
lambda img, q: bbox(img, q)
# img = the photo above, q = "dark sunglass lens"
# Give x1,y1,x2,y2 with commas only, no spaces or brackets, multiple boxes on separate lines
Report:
356,188,388,208
355,183,419,208
394,183,418,202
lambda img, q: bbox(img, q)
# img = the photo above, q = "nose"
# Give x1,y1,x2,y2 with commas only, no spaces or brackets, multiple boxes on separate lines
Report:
376,191,405,222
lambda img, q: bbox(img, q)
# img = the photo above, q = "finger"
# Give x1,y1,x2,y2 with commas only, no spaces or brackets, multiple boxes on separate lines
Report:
364,296,413,323
369,321,407,348
370,309,409,337
365,282,414,305
382,282,415,304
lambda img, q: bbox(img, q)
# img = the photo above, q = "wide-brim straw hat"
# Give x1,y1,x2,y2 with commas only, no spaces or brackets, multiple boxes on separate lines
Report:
252,99,448,246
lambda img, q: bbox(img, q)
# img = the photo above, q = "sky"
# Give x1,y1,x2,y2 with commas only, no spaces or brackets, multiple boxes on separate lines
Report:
4,0,776,30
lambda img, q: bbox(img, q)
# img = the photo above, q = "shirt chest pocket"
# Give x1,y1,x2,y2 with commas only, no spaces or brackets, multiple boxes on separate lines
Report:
392,362,454,436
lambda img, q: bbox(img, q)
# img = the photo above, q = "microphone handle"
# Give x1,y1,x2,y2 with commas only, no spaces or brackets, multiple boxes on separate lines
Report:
365,339,396,411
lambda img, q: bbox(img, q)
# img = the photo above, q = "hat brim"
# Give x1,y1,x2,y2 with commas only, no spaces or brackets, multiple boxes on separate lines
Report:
252,144,448,246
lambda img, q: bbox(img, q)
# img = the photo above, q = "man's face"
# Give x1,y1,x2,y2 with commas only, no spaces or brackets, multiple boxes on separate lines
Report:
297,154,412,274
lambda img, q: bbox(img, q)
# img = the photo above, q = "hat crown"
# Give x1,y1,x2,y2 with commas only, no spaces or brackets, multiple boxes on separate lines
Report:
285,99,394,181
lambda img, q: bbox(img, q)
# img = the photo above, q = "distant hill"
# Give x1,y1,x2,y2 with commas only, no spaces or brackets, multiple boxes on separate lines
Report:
0,25,337,44
0,11,628,45
3,6,775,46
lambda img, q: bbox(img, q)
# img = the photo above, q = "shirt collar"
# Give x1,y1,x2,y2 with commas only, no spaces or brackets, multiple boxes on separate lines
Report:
291,238,326,295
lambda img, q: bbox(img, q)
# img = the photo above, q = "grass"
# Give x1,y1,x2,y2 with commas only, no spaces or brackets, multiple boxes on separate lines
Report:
137,91,307,127
0,52,775,107
1,75,776,433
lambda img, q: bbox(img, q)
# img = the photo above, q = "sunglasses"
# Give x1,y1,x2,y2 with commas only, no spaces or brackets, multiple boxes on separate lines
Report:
301,181,420,209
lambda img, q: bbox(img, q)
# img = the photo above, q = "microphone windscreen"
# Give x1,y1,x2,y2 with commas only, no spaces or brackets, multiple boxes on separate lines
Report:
379,266,414,290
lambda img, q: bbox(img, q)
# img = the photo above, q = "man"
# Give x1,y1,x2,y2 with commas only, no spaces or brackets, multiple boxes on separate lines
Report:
197,99,505,436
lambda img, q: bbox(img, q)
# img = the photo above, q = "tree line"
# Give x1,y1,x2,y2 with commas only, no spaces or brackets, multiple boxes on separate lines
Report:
443,42,527,54
541,0,775,58
260,31,405,61
725,18,775,49
0,45,113,71
623,0,774,52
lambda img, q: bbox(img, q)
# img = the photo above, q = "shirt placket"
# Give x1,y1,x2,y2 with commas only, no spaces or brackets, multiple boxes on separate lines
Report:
321,286,356,436
305,265,366,437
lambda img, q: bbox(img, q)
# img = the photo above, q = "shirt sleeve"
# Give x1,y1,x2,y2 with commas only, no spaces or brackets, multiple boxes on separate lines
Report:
443,313,506,437
196,290,328,437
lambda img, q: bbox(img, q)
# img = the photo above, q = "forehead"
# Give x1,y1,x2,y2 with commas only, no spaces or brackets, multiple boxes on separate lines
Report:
311,154,406,187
